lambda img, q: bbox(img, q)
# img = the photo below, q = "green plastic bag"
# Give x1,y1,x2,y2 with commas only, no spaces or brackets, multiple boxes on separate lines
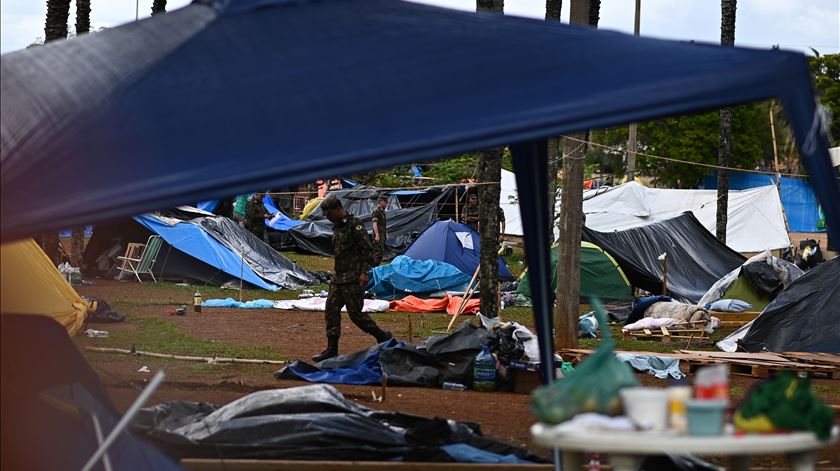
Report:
530,298,638,423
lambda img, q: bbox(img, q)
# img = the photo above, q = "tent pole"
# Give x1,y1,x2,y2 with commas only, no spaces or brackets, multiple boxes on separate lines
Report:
240,245,244,302
454,186,459,222
511,140,555,384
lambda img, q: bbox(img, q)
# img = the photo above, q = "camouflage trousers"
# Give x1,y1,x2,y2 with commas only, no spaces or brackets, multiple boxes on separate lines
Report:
324,282,380,338
371,240,385,266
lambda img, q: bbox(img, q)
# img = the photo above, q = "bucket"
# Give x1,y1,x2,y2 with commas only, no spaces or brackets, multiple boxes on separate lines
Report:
619,387,669,431
686,400,727,436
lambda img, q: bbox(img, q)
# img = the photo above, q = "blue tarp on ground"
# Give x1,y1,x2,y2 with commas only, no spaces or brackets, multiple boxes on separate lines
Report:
202,298,275,308
403,220,514,279
196,200,220,213
703,171,825,232
262,195,303,231
367,255,471,300
134,215,278,290
282,340,396,385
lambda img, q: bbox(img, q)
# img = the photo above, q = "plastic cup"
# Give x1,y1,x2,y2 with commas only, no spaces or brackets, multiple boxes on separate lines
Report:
686,400,727,436
619,387,669,431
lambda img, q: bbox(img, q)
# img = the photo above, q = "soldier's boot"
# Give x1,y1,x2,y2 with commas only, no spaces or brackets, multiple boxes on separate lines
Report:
371,328,393,344
312,335,339,362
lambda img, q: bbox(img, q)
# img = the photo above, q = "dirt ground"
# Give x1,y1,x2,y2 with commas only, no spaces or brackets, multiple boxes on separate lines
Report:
76,280,840,468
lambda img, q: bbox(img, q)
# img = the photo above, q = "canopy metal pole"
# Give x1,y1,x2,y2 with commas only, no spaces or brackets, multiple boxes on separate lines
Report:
511,140,555,384
81,370,165,471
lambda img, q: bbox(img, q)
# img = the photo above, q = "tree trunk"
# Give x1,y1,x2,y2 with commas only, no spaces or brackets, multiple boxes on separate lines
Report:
588,0,601,27
545,1,561,240
474,0,503,318
152,0,167,16
554,0,592,350
39,233,62,266
75,0,90,35
716,0,737,243
45,0,71,42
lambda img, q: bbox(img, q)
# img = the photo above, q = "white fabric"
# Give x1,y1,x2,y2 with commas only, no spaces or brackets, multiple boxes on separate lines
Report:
548,413,636,433
622,317,675,331
499,173,789,253
273,298,390,312
455,231,474,250
716,321,753,352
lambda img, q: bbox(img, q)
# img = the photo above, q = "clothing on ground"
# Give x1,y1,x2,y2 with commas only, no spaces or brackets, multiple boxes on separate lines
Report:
616,353,685,379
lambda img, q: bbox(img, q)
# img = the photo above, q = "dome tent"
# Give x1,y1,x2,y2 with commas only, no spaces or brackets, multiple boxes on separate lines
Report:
516,242,632,302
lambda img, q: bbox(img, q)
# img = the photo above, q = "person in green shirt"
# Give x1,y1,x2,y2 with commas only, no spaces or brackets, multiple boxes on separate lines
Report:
233,194,249,225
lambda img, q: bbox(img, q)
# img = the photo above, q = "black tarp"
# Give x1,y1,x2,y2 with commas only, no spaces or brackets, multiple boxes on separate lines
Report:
1,315,180,471
583,212,746,303
741,262,783,297
194,215,315,289
132,384,542,463
306,185,401,220
739,257,840,353
271,200,440,258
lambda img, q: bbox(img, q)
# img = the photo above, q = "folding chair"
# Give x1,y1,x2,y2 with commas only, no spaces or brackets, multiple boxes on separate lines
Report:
116,235,162,283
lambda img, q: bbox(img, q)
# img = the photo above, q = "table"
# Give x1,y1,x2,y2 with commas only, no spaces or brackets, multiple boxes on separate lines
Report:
531,423,838,471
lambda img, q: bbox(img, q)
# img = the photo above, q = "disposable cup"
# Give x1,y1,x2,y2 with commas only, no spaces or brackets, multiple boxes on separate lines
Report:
686,400,727,436
619,387,669,431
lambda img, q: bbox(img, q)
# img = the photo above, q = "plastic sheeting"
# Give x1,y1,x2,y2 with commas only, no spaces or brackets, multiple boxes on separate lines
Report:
697,251,803,307
738,257,840,353
367,256,471,301
133,384,541,463
389,294,480,315
583,213,746,303
305,186,400,220
403,220,514,280
262,195,303,231
274,297,390,313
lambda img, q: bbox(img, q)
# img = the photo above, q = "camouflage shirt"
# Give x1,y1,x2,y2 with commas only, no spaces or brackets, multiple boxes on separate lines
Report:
371,207,387,242
332,214,373,284
461,203,480,232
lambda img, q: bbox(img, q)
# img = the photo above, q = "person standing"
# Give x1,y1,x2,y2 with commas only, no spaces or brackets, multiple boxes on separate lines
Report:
313,197,392,362
461,193,480,232
371,195,389,266
244,193,269,241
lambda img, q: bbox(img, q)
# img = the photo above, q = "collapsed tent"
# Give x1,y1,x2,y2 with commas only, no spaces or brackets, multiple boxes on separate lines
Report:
270,202,439,258
367,256,471,300
1,239,90,335
305,185,401,220
516,242,632,302
403,220,514,279
84,212,316,290
736,257,840,353
1,314,180,471
134,383,540,463
583,213,746,303
501,176,790,253
698,251,803,312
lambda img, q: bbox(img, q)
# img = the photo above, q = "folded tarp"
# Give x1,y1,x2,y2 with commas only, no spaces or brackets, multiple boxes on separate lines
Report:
737,257,840,353
262,195,303,231
277,320,493,387
133,384,541,463
367,256,471,300
389,294,480,315
274,297,390,313
583,213,746,303
134,215,279,290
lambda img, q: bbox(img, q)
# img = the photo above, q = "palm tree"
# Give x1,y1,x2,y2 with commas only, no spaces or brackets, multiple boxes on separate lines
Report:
716,0,737,243
152,0,167,15
44,0,71,42
474,0,503,319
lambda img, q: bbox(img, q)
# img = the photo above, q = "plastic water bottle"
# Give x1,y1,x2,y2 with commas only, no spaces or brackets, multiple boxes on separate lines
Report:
193,291,202,314
442,382,467,391
473,345,497,392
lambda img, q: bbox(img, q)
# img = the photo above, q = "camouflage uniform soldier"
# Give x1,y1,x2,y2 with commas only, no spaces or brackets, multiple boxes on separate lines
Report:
461,193,480,232
313,196,392,362
244,193,269,241
371,195,388,266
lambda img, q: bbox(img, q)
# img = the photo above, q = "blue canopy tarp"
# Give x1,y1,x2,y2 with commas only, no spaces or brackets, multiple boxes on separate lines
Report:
403,220,514,279
196,199,220,213
262,195,303,231
367,255,471,300
134,215,278,290
3,0,838,383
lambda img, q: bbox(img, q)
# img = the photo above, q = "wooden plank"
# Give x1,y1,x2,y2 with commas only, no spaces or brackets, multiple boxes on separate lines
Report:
181,459,554,471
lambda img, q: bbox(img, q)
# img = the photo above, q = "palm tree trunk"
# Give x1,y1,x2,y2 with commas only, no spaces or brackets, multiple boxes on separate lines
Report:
45,0,71,42
716,0,737,243
75,0,90,35
545,1,561,240
152,0,167,16
475,0,503,318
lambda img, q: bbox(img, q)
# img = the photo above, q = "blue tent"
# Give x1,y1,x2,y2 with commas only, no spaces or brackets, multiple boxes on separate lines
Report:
703,171,825,232
2,0,837,382
404,220,513,279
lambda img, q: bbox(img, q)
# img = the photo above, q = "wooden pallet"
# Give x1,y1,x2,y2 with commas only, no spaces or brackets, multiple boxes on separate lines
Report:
708,310,761,326
678,350,840,379
622,322,707,344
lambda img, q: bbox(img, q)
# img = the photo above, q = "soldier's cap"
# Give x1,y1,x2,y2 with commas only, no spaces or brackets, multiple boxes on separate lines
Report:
320,196,343,211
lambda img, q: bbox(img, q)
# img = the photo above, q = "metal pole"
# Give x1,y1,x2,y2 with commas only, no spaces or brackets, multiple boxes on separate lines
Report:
90,415,113,471
135,0,139,21
81,370,165,471
626,0,641,181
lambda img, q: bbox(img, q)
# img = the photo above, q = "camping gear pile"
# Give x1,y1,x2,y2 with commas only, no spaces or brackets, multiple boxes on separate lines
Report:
699,250,803,312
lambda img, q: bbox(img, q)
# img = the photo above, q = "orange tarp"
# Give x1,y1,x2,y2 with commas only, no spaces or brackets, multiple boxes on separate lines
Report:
389,294,480,315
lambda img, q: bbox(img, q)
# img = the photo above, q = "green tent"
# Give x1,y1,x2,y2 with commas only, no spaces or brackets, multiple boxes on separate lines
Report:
516,242,633,301
721,275,770,311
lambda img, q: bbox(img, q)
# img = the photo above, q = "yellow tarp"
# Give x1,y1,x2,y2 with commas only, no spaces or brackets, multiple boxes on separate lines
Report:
1,239,89,335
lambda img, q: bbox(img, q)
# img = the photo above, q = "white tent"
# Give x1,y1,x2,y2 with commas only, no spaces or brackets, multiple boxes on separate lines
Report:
499,171,790,253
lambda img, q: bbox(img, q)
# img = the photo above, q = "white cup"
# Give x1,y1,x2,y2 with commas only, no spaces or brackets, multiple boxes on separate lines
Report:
620,387,669,431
